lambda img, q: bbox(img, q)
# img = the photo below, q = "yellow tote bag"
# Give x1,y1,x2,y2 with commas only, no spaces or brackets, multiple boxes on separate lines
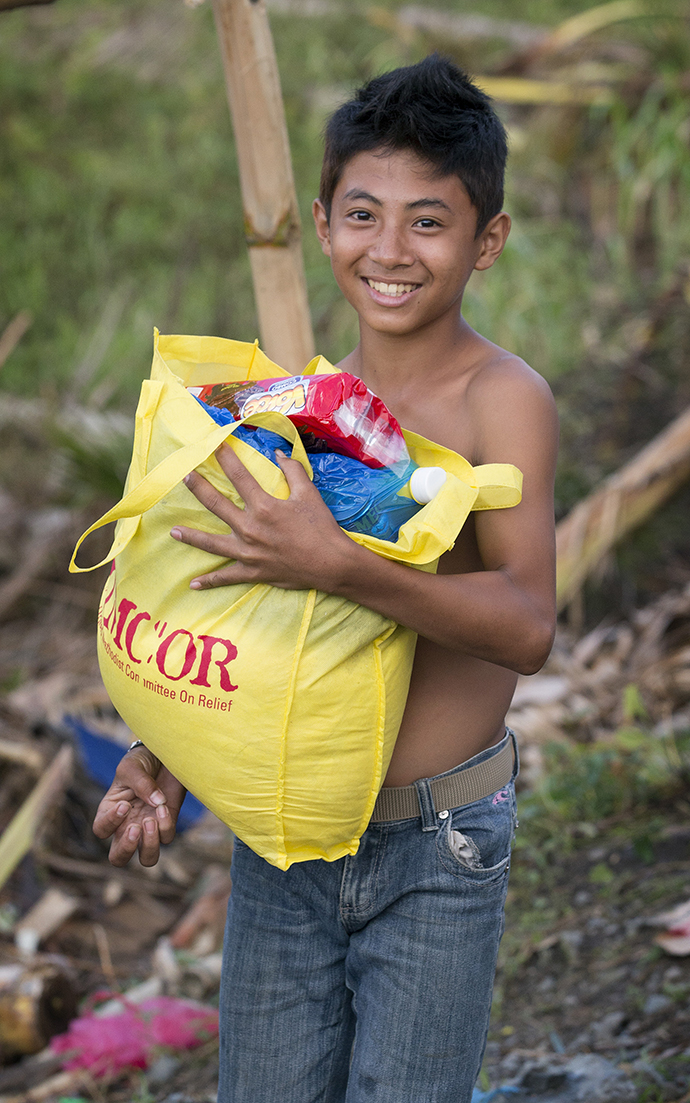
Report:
71,332,522,870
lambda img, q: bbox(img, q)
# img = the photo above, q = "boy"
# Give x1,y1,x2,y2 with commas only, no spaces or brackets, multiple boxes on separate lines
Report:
94,55,558,1103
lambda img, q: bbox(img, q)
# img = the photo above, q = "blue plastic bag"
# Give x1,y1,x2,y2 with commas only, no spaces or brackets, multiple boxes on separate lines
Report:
227,422,422,543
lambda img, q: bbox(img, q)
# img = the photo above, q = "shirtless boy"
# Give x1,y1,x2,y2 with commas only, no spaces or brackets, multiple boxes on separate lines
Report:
94,55,558,1103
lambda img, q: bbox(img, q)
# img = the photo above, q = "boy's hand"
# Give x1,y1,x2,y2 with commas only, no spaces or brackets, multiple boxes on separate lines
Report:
171,443,352,592
93,746,186,867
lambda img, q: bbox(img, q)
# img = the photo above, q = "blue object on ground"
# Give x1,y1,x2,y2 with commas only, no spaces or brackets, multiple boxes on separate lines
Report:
229,423,421,542
63,716,205,831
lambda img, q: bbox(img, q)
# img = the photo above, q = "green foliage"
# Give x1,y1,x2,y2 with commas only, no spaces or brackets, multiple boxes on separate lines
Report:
508,725,689,915
527,728,682,825
463,220,591,377
0,0,255,405
588,860,615,884
609,77,690,283
1,0,689,583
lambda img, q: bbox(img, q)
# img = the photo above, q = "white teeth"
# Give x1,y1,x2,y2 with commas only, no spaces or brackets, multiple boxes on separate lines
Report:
366,280,416,296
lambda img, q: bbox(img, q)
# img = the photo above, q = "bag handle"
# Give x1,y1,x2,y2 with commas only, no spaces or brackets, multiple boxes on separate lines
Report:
471,464,523,511
70,412,313,573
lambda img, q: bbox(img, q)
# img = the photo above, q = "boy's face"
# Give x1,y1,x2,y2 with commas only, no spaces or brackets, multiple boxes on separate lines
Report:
313,148,509,340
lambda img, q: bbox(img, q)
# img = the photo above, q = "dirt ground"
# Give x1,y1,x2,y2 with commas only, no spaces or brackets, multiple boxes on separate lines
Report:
0,565,689,1102
488,818,690,1101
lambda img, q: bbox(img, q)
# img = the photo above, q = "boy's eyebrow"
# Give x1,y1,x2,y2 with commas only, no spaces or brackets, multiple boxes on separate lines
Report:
342,189,382,206
341,189,452,213
406,197,452,213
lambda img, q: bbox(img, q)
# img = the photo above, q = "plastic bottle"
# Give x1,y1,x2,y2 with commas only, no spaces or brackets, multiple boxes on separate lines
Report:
229,425,446,543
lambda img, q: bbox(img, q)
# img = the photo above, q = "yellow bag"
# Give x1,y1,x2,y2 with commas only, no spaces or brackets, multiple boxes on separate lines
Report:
71,332,522,870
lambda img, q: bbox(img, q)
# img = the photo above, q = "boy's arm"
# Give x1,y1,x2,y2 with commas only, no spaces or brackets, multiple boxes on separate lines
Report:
173,364,558,675
325,366,558,673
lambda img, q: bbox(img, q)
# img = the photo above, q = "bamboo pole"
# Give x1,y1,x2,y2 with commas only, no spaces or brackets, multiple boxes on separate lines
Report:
211,0,315,373
556,404,690,611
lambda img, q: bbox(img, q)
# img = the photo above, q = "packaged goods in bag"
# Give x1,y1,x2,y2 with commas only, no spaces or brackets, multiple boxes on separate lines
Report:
71,332,524,870
189,371,409,472
230,423,448,543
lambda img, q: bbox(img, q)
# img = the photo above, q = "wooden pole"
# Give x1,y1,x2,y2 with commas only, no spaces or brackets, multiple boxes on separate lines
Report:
212,0,315,373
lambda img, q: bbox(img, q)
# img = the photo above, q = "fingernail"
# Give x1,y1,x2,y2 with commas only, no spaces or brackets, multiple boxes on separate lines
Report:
275,449,286,458
127,824,141,841
156,804,169,821
150,790,166,806
116,802,129,817
170,528,181,540
190,580,202,590
183,474,191,485
144,819,157,836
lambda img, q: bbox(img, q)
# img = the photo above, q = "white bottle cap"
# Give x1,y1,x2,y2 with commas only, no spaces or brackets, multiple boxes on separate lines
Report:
409,466,447,505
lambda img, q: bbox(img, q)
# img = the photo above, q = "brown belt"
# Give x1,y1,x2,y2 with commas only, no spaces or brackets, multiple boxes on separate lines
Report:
370,736,515,822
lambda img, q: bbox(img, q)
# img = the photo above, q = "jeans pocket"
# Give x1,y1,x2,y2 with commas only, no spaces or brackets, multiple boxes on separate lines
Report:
436,789,514,882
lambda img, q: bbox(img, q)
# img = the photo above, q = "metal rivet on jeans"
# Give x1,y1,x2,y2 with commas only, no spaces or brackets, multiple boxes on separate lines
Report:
438,810,449,820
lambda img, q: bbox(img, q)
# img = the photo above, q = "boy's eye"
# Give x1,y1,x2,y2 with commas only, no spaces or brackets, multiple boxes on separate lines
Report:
349,210,374,221
414,217,441,229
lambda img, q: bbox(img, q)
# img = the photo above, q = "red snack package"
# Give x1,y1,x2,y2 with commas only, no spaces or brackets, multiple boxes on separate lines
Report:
191,372,409,471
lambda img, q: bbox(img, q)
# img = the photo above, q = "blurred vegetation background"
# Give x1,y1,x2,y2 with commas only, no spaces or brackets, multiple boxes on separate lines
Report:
2,0,690,625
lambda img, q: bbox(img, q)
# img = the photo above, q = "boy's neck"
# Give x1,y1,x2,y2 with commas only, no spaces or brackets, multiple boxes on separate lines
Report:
339,310,481,395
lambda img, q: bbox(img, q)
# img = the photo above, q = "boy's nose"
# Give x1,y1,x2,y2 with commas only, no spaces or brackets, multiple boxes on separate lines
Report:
366,227,415,269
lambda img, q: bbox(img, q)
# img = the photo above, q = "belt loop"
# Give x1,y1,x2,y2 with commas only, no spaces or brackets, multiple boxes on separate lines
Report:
507,727,520,780
414,777,438,831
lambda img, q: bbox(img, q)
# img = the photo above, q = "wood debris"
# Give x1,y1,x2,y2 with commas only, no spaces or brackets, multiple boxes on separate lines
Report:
0,746,73,893
0,960,77,1060
13,888,80,956
509,580,690,755
556,404,690,611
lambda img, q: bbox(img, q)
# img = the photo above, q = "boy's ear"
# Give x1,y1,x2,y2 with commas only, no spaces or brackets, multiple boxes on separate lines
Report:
312,198,331,257
474,212,511,273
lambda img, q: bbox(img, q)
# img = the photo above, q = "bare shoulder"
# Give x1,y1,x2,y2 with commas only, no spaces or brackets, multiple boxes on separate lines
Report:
463,342,558,466
465,343,556,415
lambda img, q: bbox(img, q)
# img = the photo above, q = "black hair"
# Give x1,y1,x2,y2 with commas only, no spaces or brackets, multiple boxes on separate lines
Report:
320,54,507,235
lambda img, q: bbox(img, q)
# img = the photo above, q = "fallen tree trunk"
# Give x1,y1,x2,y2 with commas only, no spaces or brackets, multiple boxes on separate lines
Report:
556,404,690,611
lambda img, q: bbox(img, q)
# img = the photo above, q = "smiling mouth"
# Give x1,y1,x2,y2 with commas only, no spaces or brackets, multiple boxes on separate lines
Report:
364,278,420,297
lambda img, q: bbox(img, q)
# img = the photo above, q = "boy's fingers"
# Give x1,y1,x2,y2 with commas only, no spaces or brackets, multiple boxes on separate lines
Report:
155,802,177,845
115,747,166,806
108,821,143,867
183,469,245,526
189,563,254,590
171,525,239,561
274,450,314,497
137,816,162,867
92,799,132,840
213,442,267,502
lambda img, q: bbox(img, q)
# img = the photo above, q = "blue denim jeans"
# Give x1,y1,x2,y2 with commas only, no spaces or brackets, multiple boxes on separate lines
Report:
218,730,518,1103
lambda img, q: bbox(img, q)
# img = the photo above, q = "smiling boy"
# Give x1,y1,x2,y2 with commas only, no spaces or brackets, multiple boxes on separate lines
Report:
94,55,558,1102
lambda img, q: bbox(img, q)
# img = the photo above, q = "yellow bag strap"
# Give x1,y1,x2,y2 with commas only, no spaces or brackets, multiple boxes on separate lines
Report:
70,412,312,573
472,464,523,511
